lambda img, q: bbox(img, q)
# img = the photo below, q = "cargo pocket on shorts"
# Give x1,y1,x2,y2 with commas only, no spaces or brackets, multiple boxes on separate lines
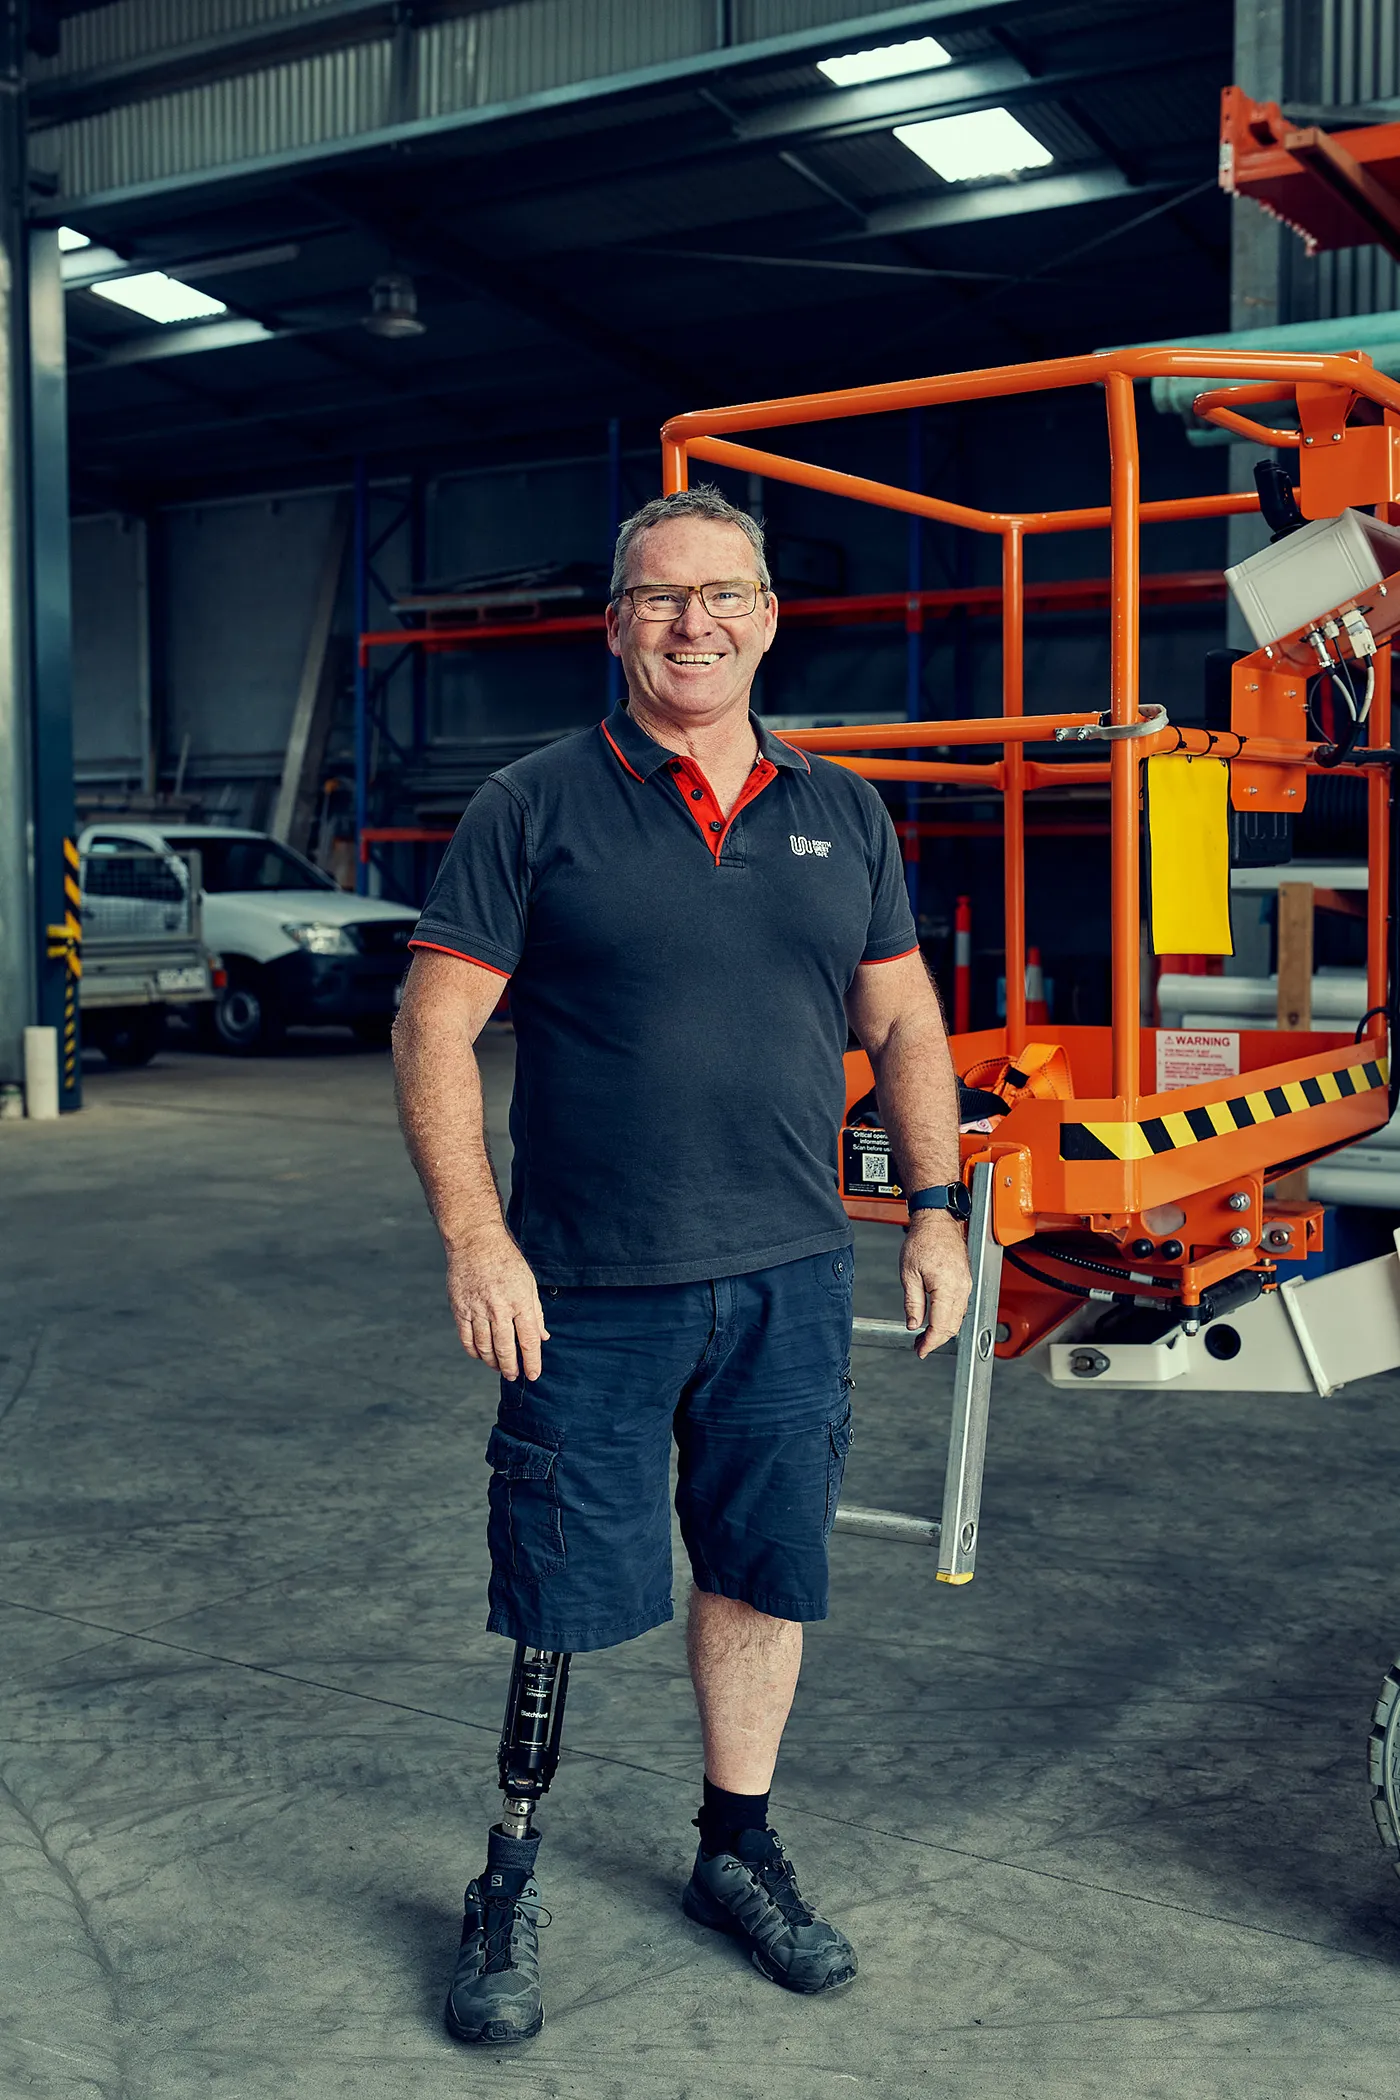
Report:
485,1424,566,1574
814,1249,854,1300
823,1407,853,1537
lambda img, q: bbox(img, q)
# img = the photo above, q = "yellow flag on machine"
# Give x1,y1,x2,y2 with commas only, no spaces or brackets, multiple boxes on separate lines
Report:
1146,754,1233,956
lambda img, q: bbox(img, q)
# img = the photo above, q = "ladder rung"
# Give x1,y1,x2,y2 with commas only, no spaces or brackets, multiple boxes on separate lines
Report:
851,1316,925,1350
833,1503,940,1543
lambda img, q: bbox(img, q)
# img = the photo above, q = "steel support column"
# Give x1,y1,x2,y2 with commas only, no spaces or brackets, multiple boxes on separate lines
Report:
0,13,33,1090
353,454,370,897
30,220,77,1107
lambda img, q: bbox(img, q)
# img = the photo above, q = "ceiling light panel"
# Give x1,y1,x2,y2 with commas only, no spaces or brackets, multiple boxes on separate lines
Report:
893,109,1053,183
56,226,90,250
817,37,952,87
89,272,228,324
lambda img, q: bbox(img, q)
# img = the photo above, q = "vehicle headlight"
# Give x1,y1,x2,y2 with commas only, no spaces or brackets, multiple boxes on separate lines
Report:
283,922,356,955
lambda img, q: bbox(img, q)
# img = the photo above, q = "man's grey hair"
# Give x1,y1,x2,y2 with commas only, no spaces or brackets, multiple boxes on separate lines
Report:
609,484,771,599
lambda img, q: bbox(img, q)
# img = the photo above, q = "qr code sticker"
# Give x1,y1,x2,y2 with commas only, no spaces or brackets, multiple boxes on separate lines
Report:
862,1153,890,1183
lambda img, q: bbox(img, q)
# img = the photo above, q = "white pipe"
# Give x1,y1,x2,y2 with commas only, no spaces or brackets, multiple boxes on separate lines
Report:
1159,971,1368,1022
22,1026,59,1120
1309,1164,1400,1208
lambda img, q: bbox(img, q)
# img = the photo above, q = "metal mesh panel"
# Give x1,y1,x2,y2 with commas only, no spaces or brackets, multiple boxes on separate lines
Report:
82,850,192,939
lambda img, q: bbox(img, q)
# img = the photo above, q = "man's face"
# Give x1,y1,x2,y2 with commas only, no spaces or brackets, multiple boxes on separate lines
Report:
605,516,779,725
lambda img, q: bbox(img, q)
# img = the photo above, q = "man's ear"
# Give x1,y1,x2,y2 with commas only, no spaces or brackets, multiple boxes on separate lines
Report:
604,603,623,658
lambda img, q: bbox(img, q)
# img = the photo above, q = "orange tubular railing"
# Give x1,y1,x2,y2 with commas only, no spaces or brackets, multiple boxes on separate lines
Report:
658,345,1396,1289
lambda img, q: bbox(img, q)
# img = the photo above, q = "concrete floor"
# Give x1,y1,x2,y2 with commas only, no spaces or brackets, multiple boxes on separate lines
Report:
4,1036,1400,2099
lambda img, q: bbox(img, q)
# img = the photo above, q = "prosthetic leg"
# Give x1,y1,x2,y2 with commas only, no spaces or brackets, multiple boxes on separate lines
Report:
495,1643,571,1843
446,1645,572,2045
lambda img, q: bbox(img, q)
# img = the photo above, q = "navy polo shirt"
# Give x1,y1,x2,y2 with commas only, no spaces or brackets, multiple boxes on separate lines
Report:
410,705,917,1286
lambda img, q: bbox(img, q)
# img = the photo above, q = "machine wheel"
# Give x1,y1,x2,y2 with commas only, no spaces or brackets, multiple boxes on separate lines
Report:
351,1015,395,1048
210,968,284,1055
1368,1657,1400,1869
92,1007,166,1067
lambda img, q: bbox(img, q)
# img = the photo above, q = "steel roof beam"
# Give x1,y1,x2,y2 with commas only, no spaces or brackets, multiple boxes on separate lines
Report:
385,37,1222,249
34,0,1132,218
844,166,1176,241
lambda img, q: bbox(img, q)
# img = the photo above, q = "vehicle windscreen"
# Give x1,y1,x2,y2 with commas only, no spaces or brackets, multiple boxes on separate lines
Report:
163,837,337,893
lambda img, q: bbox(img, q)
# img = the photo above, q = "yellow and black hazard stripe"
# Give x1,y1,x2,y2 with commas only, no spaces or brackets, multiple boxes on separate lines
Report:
47,838,83,1101
1060,1058,1389,1162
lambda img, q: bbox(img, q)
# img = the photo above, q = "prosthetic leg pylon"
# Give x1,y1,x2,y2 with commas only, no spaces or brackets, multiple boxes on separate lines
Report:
496,1642,571,1840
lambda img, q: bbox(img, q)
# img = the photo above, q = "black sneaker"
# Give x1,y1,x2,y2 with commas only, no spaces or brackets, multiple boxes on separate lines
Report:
443,1874,547,2045
682,1826,858,1994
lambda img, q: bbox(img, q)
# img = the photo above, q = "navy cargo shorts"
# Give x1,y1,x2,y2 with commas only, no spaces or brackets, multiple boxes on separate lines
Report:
483,1248,856,1653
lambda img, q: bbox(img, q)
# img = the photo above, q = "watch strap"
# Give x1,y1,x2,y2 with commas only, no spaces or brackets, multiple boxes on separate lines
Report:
906,1183,969,1216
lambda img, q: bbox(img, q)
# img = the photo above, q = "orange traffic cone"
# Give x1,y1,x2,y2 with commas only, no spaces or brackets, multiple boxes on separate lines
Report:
1025,946,1049,1024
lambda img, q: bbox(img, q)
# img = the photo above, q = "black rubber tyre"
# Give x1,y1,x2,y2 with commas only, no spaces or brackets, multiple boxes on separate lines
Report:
351,1015,395,1048
92,1007,166,1067
1370,1658,1400,1870
211,969,285,1055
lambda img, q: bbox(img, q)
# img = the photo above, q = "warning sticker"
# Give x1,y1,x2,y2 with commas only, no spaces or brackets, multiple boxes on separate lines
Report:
1156,1029,1240,1092
842,1124,902,1199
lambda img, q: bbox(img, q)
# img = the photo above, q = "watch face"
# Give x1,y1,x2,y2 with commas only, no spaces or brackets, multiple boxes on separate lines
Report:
949,1182,972,1222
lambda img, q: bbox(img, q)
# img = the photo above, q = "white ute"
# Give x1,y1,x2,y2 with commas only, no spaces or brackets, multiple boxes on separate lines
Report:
78,824,420,1053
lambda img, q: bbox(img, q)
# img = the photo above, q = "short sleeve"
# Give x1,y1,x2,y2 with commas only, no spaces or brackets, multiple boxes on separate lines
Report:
860,792,919,965
410,779,530,979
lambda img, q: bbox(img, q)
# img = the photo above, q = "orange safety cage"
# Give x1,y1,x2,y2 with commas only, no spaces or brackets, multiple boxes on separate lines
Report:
660,346,1398,1351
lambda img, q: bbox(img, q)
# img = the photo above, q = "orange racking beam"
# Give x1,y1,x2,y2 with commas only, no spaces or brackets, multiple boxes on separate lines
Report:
357,570,1227,659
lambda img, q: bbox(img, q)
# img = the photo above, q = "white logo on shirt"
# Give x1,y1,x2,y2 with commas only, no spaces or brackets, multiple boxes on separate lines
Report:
790,835,832,859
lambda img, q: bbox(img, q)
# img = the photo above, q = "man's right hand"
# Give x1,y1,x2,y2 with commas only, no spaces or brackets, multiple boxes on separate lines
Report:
444,1232,551,1382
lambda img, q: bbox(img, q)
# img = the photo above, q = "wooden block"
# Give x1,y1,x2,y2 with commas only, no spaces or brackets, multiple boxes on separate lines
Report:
1276,882,1314,1032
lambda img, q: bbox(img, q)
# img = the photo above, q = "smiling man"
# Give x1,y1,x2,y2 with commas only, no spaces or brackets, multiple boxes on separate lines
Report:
394,485,970,2044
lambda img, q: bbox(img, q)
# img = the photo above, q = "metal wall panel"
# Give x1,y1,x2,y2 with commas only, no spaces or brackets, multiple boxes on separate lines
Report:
71,516,144,777
27,0,337,80
417,0,710,119
734,0,894,36
31,41,394,194
1292,0,1400,317
29,0,930,200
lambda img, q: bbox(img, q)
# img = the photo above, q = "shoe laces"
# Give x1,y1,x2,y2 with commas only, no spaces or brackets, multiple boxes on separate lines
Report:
745,1839,817,1930
476,1895,550,1975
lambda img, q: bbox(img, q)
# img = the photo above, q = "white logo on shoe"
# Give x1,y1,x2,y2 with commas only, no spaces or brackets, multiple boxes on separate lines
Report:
789,836,832,858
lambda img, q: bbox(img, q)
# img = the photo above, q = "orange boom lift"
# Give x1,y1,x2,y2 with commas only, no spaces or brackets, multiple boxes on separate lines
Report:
661,346,1400,1579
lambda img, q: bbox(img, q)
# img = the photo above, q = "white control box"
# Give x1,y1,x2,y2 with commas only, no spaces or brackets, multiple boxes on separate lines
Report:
1224,506,1400,647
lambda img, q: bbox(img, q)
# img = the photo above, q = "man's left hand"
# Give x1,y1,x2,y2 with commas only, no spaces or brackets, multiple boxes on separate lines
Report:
901,1212,973,1357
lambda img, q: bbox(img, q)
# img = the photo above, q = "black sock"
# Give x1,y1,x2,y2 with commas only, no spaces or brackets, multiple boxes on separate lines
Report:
697,1776,770,1858
480,1821,541,1907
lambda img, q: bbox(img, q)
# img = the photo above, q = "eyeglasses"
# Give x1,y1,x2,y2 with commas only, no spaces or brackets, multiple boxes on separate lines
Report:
619,580,766,621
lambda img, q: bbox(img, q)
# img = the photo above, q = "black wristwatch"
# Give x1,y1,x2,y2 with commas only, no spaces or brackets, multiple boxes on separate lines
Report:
906,1183,972,1223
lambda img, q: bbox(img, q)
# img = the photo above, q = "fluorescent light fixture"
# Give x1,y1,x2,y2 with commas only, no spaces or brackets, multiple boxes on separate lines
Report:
89,271,228,324
57,225,91,251
817,36,952,87
894,107,1053,182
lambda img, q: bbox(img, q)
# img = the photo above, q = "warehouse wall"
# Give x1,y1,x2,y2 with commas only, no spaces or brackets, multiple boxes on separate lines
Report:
71,387,1229,824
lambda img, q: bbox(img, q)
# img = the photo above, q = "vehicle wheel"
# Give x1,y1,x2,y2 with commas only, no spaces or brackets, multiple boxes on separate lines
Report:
212,970,284,1055
94,1007,166,1067
351,1015,395,1048
1370,1657,1400,1871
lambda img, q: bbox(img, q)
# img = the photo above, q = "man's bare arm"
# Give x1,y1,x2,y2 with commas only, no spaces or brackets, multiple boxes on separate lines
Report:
393,948,550,1381
845,952,971,1356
